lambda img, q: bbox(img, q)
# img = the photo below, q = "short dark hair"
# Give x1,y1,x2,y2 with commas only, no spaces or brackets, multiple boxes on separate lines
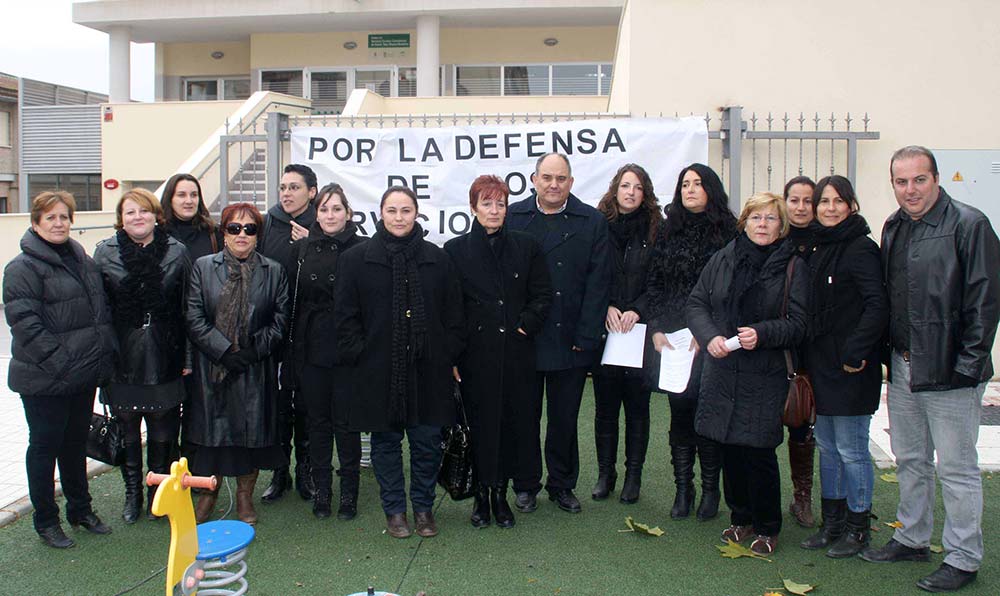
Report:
813,175,860,215
782,175,816,199
380,185,419,212
220,202,263,229
31,190,76,225
317,183,351,215
283,163,318,190
468,175,509,209
161,173,216,232
890,145,938,178
534,152,572,176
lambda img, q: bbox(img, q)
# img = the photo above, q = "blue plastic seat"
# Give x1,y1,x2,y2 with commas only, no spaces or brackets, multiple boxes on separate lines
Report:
197,520,256,563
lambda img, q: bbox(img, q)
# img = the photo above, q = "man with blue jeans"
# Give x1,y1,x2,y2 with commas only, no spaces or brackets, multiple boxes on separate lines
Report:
861,146,1000,593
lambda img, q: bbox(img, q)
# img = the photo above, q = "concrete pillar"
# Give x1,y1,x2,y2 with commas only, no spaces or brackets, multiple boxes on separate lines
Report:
416,15,440,97
108,26,131,102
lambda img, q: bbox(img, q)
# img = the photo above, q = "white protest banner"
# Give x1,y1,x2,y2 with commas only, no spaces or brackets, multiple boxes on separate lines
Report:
290,117,707,244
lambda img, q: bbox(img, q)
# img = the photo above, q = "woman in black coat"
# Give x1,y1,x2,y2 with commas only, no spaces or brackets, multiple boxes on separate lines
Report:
444,175,551,529
647,163,736,520
185,202,289,525
335,186,464,540
687,192,809,555
94,189,191,524
4,191,117,548
590,164,661,505
160,173,222,260
799,176,888,558
288,183,367,521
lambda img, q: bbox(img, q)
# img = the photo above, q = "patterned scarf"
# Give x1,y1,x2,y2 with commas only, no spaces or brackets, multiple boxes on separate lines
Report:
212,247,257,383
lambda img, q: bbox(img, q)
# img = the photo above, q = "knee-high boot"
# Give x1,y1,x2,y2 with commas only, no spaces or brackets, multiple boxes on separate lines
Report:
788,436,816,527
145,441,173,520
121,441,143,524
293,408,314,500
237,470,259,525
620,417,649,504
669,445,696,519
695,438,722,521
195,484,220,524
591,416,619,500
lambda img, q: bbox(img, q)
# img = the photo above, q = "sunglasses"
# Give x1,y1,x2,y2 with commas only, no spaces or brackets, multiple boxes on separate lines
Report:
225,222,259,236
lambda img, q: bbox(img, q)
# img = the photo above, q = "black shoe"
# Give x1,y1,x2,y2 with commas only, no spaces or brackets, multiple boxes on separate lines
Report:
37,525,75,549
514,491,537,513
592,420,619,500
826,509,872,559
620,417,648,505
860,538,931,563
591,467,617,501
491,483,515,529
261,467,291,503
547,488,582,513
337,474,359,521
669,445,695,519
471,485,491,528
121,441,143,524
69,512,112,535
801,498,847,550
619,469,642,504
295,462,315,501
917,563,978,593
695,439,722,521
312,489,332,519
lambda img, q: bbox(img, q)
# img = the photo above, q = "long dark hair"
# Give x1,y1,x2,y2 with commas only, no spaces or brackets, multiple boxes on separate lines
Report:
813,175,860,215
160,173,216,232
596,163,661,243
664,163,736,242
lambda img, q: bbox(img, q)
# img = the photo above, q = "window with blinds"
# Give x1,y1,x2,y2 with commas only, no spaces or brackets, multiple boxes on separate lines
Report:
261,70,304,97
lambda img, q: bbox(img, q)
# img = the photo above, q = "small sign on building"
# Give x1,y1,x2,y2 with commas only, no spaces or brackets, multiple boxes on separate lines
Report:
368,34,411,49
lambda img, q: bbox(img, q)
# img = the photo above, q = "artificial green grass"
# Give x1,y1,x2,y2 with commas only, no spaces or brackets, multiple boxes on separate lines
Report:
1,380,997,595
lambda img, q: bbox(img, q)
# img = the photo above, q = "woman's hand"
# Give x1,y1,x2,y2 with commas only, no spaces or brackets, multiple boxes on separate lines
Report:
707,336,730,359
605,306,623,333
689,337,700,353
843,360,867,374
452,366,462,382
737,326,758,351
290,220,309,242
619,310,640,333
652,332,673,353
181,368,192,376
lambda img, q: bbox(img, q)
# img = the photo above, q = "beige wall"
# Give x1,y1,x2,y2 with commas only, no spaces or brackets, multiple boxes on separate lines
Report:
100,101,243,208
354,92,610,116
162,41,252,77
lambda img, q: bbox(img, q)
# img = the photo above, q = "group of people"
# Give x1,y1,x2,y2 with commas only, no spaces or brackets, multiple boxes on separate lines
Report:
6,145,997,593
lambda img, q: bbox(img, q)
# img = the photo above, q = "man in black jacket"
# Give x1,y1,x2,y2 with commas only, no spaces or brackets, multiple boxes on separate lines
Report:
506,153,611,514
258,163,318,503
861,146,1000,593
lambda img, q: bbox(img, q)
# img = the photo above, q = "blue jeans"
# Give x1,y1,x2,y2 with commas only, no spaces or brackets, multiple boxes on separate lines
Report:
813,414,874,512
887,350,984,572
370,425,443,516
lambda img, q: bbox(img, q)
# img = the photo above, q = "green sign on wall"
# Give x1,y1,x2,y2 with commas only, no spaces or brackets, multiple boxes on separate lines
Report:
368,34,411,49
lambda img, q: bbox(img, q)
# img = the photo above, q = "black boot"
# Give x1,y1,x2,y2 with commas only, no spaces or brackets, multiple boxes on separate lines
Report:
471,484,491,528
492,482,515,529
619,417,649,504
312,488,332,519
827,509,872,558
295,459,315,501
261,467,291,503
120,441,143,524
337,473,359,521
591,416,619,500
669,445,695,519
695,439,722,521
800,498,847,550
145,441,172,520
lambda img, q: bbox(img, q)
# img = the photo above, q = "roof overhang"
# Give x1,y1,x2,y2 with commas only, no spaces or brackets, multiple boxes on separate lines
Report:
73,0,624,43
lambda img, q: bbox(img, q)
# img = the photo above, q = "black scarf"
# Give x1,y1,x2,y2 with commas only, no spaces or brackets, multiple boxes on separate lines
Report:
115,227,170,329
810,214,871,335
375,221,428,428
213,248,258,383
727,232,779,329
608,209,649,247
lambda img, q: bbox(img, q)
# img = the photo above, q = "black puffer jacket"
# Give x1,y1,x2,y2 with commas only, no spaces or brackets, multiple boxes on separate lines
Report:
4,230,116,396
881,189,1000,390
93,231,191,386
686,237,808,448
606,210,656,318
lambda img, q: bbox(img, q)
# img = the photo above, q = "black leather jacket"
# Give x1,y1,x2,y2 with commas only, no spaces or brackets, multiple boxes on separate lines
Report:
881,188,1000,391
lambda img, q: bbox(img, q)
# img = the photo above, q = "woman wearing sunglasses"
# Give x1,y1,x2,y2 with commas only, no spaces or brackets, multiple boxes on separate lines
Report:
184,202,290,525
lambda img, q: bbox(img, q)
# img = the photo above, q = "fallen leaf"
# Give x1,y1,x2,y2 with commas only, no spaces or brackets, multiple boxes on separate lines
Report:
782,578,816,595
884,520,903,529
763,592,783,596
621,516,665,537
930,545,944,554
716,539,773,562
880,472,898,483
294,582,304,588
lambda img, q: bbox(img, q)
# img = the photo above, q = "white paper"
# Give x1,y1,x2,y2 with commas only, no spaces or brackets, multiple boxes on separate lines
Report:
658,328,697,393
600,323,647,368
724,336,742,352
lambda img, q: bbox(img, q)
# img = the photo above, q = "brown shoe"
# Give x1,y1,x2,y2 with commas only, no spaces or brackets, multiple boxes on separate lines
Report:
750,534,777,555
414,510,438,537
195,487,220,524
386,512,411,539
236,470,259,525
788,438,815,527
721,524,754,544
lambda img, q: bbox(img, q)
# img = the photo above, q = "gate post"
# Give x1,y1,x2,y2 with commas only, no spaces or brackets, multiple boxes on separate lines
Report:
721,106,744,214
265,112,285,211
219,135,230,210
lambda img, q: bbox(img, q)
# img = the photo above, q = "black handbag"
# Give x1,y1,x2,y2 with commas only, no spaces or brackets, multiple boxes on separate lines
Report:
86,404,126,466
438,382,475,501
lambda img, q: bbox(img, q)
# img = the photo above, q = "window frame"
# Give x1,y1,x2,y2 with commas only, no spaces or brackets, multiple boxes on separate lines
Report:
183,76,252,101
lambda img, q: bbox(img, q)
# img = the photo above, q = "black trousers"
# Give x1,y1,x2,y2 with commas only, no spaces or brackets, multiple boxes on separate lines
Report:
115,406,181,448
592,369,650,432
300,363,360,491
21,391,95,531
514,366,589,494
722,443,782,536
277,385,309,467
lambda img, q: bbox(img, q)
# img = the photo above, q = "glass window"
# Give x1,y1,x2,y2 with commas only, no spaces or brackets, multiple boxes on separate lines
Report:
0,111,10,146
355,70,392,96
28,174,102,211
310,71,348,114
185,80,218,101
552,64,599,95
398,67,417,97
599,64,613,95
456,66,501,96
503,65,549,96
261,70,304,97
223,79,251,100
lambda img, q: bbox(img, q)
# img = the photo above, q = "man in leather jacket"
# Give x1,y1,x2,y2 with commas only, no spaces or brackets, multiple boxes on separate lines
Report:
861,146,1000,594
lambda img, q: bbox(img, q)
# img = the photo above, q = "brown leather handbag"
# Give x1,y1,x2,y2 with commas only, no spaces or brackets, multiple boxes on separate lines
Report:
780,257,816,427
